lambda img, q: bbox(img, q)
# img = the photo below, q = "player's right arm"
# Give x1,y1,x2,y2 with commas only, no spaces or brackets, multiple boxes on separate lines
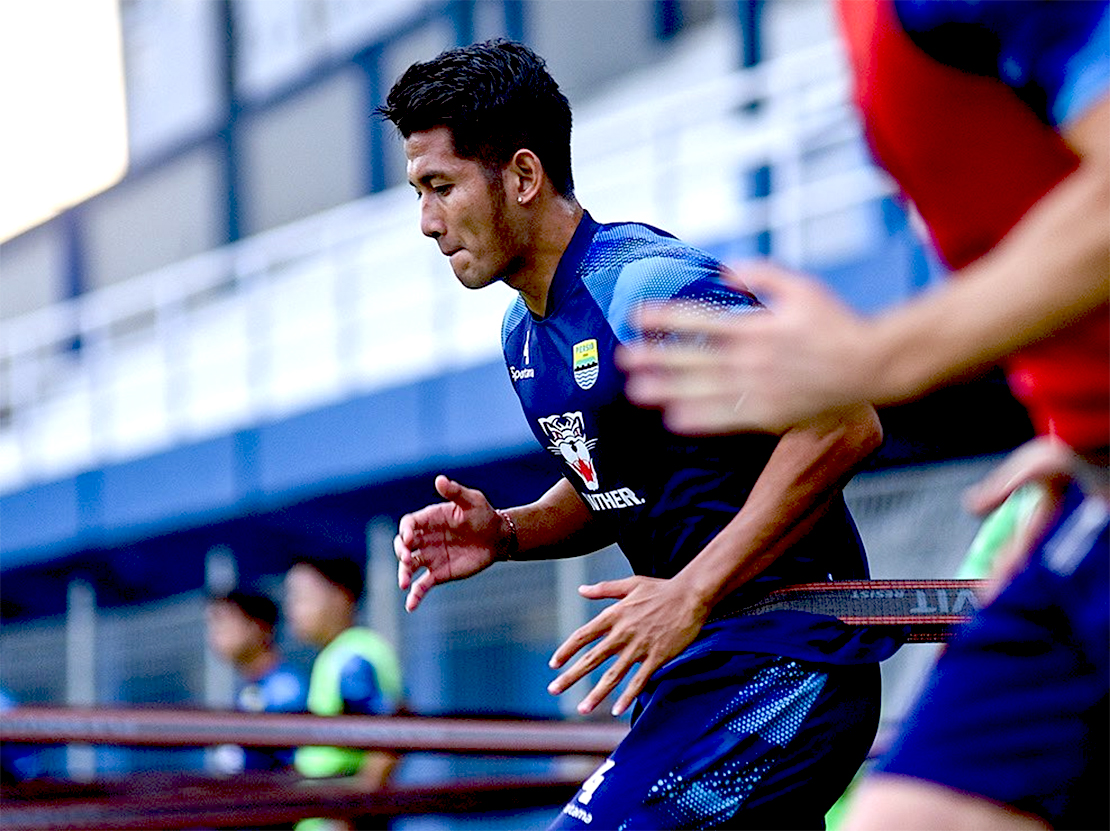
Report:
395,476,611,612
623,93,1109,436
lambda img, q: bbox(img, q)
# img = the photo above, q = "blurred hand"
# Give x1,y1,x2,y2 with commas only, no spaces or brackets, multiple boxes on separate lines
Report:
547,575,709,717
963,436,1080,517
394,475,504,612
963,437,1080,601
620,264,872,435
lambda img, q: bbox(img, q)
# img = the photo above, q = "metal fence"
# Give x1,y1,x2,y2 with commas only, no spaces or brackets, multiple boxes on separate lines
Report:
0,455,1003,781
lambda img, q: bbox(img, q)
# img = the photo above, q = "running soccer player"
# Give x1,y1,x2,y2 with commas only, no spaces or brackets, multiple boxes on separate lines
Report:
381,40,903,829
621,2,1109,829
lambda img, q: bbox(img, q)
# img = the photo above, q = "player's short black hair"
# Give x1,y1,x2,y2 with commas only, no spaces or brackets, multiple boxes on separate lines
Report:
211,588,279,630
378,39,575,197
294,555,365,601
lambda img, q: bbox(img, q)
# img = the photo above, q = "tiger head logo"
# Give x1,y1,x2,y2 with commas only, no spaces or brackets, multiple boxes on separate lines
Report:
537,411,599,491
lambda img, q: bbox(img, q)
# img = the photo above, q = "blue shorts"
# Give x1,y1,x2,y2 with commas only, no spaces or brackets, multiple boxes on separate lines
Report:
549,651,880,830
877,483,1109,829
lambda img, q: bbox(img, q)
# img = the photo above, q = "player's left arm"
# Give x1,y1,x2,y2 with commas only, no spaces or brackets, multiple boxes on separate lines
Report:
549,403,881,715
856,89,1110,406
675,403,882,606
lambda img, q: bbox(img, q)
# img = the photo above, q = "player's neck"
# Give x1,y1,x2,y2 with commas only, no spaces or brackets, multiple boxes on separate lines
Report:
238,647,280,681
511,198,583,318
318,613,357,648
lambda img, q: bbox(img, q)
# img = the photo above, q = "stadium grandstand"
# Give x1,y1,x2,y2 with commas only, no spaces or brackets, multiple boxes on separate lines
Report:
0,1,1034,827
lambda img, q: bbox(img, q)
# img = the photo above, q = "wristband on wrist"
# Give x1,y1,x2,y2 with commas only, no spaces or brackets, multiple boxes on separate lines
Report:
495,509,519,561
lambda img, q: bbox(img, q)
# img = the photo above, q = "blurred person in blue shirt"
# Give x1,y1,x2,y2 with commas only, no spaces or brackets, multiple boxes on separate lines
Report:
206,588,308,773
0,687,41,783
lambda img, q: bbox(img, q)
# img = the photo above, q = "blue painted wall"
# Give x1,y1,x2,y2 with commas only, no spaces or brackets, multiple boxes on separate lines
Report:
0,360,553,619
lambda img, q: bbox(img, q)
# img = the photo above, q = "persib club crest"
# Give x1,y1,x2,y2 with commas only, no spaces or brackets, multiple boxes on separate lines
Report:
573,339,599,390
537,411,599,491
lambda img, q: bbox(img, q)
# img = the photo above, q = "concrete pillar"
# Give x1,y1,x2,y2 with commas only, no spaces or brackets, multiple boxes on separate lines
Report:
203,546,237,709
365,517,401,650
555,557,589,716
65,579,97,779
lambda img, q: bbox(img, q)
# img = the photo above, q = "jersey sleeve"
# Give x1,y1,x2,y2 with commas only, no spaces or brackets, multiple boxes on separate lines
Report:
895,0,1109,127
1051,5,1110,126
337,653,387,716
607,252,762,346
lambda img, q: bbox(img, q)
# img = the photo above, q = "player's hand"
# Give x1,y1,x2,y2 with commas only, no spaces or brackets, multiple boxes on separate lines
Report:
547,576,710,717
962,437,1080,600
619,264,873,435
394,475,504,612
963,436,1080,517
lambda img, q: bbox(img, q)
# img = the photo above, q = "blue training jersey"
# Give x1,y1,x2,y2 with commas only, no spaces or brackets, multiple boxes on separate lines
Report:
501,213,903,665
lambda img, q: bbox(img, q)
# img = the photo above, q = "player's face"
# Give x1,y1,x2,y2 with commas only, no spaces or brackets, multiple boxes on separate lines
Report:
405,126,525,290
206,602,267,665
283,564,341,648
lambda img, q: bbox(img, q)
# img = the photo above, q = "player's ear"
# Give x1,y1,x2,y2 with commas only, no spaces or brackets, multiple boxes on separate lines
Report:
507,149,544,205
